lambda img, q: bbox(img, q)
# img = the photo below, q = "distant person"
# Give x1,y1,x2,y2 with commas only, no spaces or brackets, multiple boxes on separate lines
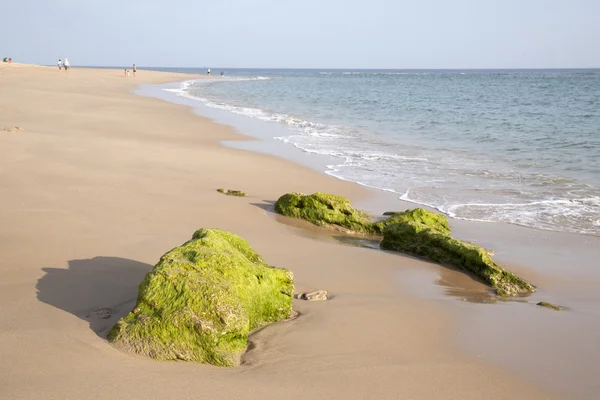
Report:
132,64,137,77
57,59,63,70
124,68,128,77
207,68,211,75
220,71,224,76
63,58,70,71
8,58,12,63
2,57,7,63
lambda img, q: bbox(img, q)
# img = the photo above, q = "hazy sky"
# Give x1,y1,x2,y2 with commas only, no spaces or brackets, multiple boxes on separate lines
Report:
1,0,599,68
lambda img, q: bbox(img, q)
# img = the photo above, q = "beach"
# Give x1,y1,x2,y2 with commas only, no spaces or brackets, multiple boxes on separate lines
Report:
0,63,596,399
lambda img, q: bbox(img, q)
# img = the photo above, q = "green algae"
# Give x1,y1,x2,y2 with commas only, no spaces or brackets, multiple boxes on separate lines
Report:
274,193,447,235
372,208,451,236
537,301,563,311
274,192,375,234
108,228,294,366
380,210,535,297
217,188,247,197
274,192,534,297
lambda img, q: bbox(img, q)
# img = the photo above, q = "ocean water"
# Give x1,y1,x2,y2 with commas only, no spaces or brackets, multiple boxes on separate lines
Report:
161,69,600,236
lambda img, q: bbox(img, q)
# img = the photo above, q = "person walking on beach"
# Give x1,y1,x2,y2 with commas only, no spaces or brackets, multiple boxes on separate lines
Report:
57,59,63,70
63,58,70,71
132,64,136,77
207,68,211,75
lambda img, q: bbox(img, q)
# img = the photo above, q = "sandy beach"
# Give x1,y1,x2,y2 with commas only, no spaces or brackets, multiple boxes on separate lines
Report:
0,63,586,399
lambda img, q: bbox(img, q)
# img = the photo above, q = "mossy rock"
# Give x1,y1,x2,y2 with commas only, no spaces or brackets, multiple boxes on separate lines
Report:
537,301,563,311
274,192,375,234
373,208,451,236
380,209,534,297
217,188,247,197
108,228,294,366
273,193,447,236
273,192,533,297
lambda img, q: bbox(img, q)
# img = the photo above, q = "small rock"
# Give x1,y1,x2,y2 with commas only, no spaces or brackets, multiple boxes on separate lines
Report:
383,211,403,216
88,309,111,319
217,188,247,197
2,126,26,133
536,301,563,311
299,290,328,301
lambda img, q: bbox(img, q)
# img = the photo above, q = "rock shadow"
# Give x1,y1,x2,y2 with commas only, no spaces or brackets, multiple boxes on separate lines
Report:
36,257,153,339
250,200,276,212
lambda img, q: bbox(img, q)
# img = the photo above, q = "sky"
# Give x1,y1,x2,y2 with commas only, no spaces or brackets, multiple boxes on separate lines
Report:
1,0,599,69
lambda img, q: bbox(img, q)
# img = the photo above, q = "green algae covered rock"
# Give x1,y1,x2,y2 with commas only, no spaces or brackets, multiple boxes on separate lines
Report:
537,301,563,311
373,208,451,235
380,208,535,297
217,188,247,197
272,191,533,297
274,192,375,233
108,228,294,366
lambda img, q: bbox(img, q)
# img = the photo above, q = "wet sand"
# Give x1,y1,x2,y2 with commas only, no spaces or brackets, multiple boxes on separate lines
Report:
0,63,586,399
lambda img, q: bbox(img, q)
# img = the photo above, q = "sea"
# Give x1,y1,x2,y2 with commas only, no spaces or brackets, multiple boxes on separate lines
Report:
152,68,600,236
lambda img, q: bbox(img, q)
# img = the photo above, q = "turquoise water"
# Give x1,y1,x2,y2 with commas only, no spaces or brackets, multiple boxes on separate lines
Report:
163,69,600,236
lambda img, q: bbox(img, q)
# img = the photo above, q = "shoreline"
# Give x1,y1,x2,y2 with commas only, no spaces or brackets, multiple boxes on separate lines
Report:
142,79,600,273
145,77,600,239
144,73,600,239
0,64,593,398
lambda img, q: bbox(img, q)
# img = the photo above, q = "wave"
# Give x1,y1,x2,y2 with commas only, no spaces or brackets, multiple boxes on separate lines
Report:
398,188,600,236
222,76,270,81
164,80,354,140
337,71,451,76
275,142,428,163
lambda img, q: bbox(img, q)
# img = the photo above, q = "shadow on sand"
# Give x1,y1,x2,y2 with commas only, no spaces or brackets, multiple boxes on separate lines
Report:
250,200,276,212
36,257,153,339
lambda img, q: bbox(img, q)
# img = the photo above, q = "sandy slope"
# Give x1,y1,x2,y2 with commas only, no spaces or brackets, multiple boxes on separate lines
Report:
0,64,554,399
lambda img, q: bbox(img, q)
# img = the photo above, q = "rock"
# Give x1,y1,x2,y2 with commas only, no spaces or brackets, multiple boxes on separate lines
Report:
373,208,451,236
298,290,328,301
2,126,26,132
273,193,444,236
272,191,533,298
217,188,246,197
380,208,535,297
88,309,111,319
274,192,375,234
536,301,563,311
108,228,294,366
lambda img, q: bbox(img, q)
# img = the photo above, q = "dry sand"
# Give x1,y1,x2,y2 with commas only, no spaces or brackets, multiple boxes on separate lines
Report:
0,63,556,399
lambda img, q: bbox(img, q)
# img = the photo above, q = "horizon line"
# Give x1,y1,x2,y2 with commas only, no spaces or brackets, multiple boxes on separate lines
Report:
77,65,600,71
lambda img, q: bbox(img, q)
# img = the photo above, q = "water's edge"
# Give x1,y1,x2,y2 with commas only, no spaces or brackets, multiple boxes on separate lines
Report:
173,73,600,237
